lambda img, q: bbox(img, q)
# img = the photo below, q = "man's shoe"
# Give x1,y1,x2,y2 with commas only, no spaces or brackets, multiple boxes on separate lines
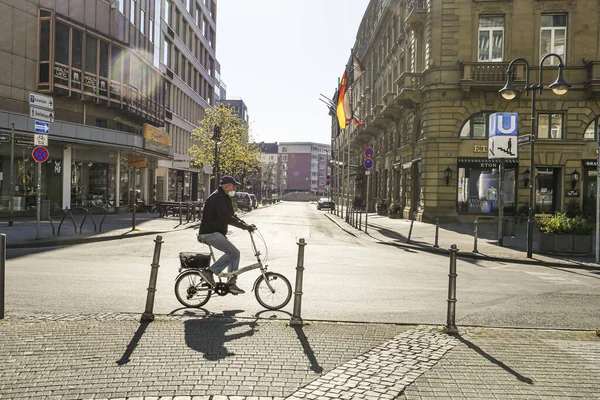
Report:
198,269,216,287
228,283,246,295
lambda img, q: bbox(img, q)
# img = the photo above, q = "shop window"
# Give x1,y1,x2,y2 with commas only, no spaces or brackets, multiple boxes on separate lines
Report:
72,29,83,70
584,116,599,140
38,18,51,85
478,16,504,62
538,113,563,139
459,112,496,138
457,159,517,214
86,35,97,74
541,14,567,66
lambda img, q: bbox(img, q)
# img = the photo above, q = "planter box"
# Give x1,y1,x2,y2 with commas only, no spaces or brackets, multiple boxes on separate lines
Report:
538,233,593,255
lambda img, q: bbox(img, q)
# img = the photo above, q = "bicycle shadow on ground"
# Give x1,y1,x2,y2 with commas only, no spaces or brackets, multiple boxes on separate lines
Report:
184,309,257,361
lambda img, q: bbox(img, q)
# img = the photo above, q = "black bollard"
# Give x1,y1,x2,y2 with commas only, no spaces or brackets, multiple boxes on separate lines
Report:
434,218,440,248
473,218,479,253
290,238,307,326
407,219,415,244
0,234,5,319
444,244,459,334
141,235,164,322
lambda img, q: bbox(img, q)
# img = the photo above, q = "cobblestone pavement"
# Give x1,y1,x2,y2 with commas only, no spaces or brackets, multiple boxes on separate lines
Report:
1,314,599,399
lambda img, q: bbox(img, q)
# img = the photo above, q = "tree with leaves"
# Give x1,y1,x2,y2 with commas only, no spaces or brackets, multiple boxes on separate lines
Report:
189,104,261,188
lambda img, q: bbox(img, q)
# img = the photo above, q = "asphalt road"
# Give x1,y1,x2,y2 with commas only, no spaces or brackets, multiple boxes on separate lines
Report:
5,202,600,329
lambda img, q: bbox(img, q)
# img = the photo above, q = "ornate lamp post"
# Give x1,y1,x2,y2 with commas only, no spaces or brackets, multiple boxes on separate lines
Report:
212,125,221,191
499,53,570,258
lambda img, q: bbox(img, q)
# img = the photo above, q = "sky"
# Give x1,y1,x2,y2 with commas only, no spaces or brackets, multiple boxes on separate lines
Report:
216,0,370,146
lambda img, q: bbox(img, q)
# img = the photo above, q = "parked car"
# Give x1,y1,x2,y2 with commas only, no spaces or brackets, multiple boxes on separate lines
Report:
317,197,335,210
249,194,258,209
233,192,253,211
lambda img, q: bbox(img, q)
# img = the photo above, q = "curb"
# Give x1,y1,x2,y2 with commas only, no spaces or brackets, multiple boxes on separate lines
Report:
6,222,201,249
324,213,599,270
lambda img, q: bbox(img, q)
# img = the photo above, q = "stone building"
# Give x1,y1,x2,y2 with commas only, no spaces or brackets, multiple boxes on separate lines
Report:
332,0,600,222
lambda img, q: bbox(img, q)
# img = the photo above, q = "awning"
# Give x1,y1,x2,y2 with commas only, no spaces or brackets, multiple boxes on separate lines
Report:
458,157,518,168
399,157,422,170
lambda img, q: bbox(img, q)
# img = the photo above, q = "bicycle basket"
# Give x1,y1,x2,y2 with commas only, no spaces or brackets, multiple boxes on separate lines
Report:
179,252,211,269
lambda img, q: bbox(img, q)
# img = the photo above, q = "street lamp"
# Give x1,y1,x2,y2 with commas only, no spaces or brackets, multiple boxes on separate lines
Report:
212,125,221,191
499,53,571,258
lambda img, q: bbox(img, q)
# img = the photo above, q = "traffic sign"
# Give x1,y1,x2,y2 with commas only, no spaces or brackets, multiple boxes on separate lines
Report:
32,146,49,163
488,113,518,137
364,158,373,169
34,134,48,146
30,106,54,122
29,92,54,110
488,136,518,159
0,133,9,143
365,170,371,176
34,120,50,133
364,147,374,158
517,134,532,146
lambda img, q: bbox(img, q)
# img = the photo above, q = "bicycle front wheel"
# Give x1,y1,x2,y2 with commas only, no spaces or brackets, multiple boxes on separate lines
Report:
175,270,212,308
254,272,292,310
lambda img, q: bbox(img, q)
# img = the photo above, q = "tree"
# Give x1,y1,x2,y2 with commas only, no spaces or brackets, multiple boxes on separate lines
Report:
189,104,261,185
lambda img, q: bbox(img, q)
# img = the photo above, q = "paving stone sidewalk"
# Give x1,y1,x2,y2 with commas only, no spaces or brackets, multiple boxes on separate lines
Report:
325,208,600,268
0,313,598,399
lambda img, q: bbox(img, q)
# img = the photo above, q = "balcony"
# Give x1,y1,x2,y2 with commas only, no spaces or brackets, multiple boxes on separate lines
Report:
586,61,600,94
393,72,423,107
381,91,401,119
405,0,426,28
460,62,512,91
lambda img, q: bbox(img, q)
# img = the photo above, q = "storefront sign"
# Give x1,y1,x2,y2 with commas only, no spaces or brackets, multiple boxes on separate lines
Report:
566,190,580,198
583,160,597,167
473,145,488,153
15,135,34,146
458,157,518,169
128,157,147,168
0,133,10,143
143,124,170,155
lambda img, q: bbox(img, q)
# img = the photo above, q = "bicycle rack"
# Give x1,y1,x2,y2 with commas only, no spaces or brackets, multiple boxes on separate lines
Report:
89,206,108,232
69,207,91,233
57,207,77,236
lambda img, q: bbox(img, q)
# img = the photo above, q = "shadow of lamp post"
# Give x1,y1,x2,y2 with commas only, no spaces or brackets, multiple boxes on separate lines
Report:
499,53,571,258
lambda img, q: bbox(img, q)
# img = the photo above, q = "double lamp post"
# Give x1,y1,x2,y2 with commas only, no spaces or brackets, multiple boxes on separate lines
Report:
499,53,571,258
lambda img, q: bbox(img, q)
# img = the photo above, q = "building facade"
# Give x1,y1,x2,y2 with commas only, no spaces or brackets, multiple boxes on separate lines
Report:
0,0,171,216
258,141,278,199
278,142,331,194
159,0,218,203
332,0,600,222
218,98,249,125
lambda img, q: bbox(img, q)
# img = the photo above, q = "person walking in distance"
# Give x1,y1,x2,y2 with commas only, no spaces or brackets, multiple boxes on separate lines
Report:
197,176,255,294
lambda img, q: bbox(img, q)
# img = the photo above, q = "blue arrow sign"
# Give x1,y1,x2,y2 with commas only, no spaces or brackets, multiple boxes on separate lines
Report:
34,121,50,134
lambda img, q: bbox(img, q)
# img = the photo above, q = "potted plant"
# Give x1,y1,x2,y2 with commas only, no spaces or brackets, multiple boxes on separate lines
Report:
376,199,388,216
388,202,402,219
536,212,594,255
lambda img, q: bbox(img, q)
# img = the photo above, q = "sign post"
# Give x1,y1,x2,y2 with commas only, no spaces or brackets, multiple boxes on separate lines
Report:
364,147,374,234
596,127,600,264
32,146,49,239
488,113,518,246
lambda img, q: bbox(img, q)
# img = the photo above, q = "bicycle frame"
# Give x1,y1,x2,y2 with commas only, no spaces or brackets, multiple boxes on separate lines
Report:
204,231,277,293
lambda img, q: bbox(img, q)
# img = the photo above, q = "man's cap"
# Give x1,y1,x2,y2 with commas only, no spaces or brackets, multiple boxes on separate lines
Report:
220,176,241,186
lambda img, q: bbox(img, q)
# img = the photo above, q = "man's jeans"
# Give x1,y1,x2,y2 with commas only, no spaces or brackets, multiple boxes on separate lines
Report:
197,232,240,284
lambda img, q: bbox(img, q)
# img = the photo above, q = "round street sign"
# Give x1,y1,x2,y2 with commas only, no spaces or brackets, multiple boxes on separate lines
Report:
32,146,49,163
364,158,373,169
364,147,374,158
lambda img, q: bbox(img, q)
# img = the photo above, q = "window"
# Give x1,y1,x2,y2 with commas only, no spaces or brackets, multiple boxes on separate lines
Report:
99,40,109,78
149,18,154,42
541,14,567,65
54,22,69,65
281,147,288,153
116,0,124,14
478,16,504,62
312,172,317,177
460,112,495,138
130,0,136,25
312,155,317,159
457,161,516,214
312,146,318,151
164,0,170,24
538,113,563,139
85,35,97,74
319,156,325,161
584,117,600,139
163,39,170,67
96,119,107,128
140,8,145,35
186,0,191,13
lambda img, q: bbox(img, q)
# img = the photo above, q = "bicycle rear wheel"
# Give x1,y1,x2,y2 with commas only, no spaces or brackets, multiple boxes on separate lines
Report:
175,270,212,308
254,272,292,310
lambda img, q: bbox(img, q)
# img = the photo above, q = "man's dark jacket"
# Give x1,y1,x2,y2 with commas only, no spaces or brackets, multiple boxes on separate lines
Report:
199,187,249,235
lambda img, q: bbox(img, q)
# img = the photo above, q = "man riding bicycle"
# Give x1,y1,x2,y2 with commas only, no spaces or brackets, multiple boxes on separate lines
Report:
197,176,255,295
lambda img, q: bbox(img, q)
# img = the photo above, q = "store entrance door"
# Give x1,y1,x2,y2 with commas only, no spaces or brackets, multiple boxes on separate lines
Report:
583,167,597,217
535,167,561,214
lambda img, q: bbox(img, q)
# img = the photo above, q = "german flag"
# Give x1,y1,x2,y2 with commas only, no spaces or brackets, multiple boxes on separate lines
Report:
336,72,347,130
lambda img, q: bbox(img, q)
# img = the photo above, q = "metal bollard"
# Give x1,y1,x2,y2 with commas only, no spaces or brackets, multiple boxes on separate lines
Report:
473,218,479,253
0,234,5,320
407,219,415,244
290,238,307,326
179,202,183,225
434,218,440,248
359,210,362,231
444,244,459,334
141,235,164,322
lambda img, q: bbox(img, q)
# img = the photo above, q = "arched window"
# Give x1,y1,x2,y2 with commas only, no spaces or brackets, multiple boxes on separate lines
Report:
459,112,497,138
584,117,599,140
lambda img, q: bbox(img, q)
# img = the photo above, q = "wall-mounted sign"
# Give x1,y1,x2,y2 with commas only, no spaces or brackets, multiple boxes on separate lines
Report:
473,145,488,153
143,123,170,154
566,190,580,198
488,112,518,159
128,157,147,168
